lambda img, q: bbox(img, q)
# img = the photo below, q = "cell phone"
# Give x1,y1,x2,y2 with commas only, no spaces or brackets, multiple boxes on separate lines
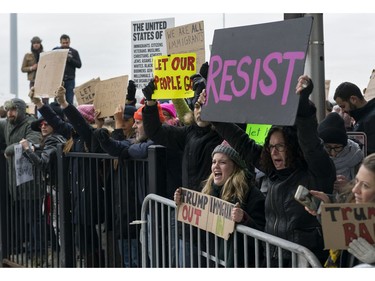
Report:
294,185,320,211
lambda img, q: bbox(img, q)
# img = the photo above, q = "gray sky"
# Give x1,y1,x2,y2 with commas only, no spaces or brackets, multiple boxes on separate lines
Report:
1,5,375,106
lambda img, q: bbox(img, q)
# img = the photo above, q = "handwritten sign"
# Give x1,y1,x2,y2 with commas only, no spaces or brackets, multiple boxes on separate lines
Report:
152,53,196,99
131,18,175,90
246,124,272,145
74,78,100,105
201,17,313,126
166,21,205,71
34,49,68,98
321,203,375,250
93,75,128,118
14,144,33,186
177,188,235,240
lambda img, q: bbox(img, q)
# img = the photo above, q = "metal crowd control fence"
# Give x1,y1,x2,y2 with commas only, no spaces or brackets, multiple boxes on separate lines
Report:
140,193,322,268
1,144,322,268
0,144,167,268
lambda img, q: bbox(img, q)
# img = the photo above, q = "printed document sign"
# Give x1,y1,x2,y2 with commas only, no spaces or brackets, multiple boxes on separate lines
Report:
201,17,313,126
131,18,175,90
34,49,68,98
320,203,375,250
152,53,196,99
14,144,33,186
177,188,235,240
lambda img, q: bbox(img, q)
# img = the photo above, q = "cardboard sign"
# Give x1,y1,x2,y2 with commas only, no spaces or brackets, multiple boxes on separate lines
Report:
131,18,175,90
320,203,375,250
177,188,235,240
34,49,68,98
93,75,128,118
14,144,34,186
201,17,313,126
364,69,375,101
347,132,367,157
152,53,196,99
74,78,100,105
245,124,272,145
165,21,205,71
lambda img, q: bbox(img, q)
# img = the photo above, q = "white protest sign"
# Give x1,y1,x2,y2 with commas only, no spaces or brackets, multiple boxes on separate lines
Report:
14,143,34,186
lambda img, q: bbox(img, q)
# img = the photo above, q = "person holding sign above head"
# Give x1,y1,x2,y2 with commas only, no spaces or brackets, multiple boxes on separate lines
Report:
142,78,224,267
174,143,265,267
199,75,336,267
305,153,375,268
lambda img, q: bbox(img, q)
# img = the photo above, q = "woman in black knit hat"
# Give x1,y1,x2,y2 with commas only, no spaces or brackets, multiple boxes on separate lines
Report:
318,112,364,199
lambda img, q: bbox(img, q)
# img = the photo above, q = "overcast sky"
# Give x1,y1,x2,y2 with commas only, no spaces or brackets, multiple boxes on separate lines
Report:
1,3,375,107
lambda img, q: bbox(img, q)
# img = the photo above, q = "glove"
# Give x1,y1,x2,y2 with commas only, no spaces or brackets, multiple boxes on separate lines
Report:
297,77,315,117
199,61,209,79
348,237,375,264
190,73,206,91
126,80,137,101
93,128,110,144
55,86,67,105
142,79,155,101
28,87,41,105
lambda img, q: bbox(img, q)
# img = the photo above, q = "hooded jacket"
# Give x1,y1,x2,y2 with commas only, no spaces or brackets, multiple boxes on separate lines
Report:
0,98,41,199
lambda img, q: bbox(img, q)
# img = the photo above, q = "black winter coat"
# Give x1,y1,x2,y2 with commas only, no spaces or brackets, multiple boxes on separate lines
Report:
210,181,265,267
142,104,222,193
213,113,336,266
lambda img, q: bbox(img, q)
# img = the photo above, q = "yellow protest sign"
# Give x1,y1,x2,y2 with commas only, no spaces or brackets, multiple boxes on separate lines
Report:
246,124,272,145
152,53,196,100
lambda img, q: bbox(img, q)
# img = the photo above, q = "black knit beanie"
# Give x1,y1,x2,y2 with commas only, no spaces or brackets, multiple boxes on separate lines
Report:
318,112,348,146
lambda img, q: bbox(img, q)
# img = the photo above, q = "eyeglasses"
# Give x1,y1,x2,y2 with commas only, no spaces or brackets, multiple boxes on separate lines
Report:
39,121,49,128
267,143,286,152
324,145,344,153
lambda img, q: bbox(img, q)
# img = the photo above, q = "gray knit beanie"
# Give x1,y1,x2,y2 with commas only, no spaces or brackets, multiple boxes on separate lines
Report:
212,144,247,170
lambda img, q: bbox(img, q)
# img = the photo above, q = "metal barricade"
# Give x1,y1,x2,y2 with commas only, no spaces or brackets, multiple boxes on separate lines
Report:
140,193,322,268
0,145,167,268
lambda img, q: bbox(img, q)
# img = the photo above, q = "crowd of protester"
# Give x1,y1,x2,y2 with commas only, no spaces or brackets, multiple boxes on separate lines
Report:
1,42,375,268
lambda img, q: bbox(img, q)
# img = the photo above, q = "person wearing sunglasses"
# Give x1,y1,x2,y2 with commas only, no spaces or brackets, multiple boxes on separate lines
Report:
19,104,67,261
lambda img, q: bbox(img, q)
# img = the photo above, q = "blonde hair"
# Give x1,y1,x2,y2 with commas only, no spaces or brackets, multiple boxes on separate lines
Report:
201,165,249,204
